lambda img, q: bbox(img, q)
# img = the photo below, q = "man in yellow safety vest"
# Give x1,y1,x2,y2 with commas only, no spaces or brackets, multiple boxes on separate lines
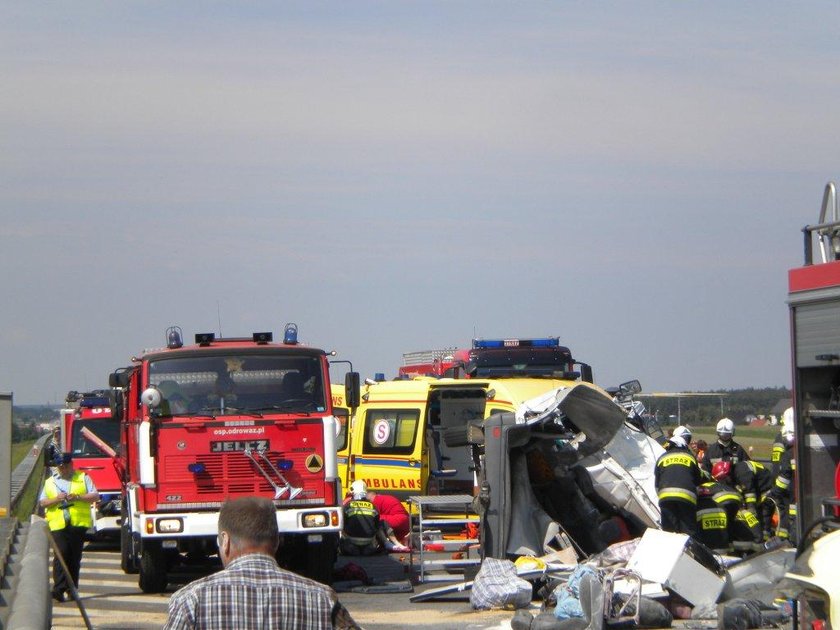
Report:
39,452,99,603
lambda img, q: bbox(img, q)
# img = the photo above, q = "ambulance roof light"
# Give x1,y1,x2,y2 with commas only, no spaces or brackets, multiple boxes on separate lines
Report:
283,323,298,345
472,337,560,349
167,326,183,349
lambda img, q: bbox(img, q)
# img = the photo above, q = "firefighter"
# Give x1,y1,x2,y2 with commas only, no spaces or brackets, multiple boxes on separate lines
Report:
695,482,730,553
732,459,775,538
769,424,796,542
709,461,761,553
770,407,792,476
340,481,404,555
701,418,751,474
39,452,99,602
655,426,701,535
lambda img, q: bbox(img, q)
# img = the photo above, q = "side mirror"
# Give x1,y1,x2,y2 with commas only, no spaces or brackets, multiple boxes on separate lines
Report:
618,380,642,395
578,363,593,383
109,368,131,388
344,372,361,409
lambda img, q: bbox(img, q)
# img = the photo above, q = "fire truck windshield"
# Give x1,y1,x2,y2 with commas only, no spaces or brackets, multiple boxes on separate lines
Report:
71,420,120,458
467,346,575,378
148,354,326,416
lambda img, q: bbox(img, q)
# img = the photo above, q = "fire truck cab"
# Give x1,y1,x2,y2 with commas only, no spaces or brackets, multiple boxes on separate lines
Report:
110,324,359,593
60,390,122,535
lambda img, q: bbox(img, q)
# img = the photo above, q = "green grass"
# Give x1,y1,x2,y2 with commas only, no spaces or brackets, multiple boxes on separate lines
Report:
12,439,37,468
665,425,778,461
11,439,43,520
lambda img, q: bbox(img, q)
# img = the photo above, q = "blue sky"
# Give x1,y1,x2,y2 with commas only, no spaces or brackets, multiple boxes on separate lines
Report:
2,2,839,403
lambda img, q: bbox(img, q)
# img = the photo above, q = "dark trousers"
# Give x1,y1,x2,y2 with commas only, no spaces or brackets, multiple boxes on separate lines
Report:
52,525,87,596
660,500,697,537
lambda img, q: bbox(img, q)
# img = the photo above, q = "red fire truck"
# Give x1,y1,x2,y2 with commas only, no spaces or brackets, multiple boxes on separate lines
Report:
60,390,122,535
109,324,359,593
783,182,840,628
398,337,593,382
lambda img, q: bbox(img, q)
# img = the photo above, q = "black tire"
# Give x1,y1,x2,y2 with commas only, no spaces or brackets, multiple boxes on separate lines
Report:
120,502,138,574
120,526,138,574
139,541,168,593
304,534,338,585
281,534,337,585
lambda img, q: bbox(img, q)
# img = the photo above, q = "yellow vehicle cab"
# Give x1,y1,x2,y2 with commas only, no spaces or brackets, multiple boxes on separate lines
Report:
338,375,597,501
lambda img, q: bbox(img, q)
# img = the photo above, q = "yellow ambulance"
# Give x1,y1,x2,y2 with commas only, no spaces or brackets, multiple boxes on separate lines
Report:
339,374,604,501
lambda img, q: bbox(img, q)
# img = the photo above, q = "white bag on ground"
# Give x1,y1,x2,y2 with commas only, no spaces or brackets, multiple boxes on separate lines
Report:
470,557,533,610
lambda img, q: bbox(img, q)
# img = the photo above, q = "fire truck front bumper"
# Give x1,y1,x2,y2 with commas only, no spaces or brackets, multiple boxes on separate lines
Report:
134,506,343,539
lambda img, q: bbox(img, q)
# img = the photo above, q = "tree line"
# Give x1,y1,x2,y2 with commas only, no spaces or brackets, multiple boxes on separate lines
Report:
643,387,791,426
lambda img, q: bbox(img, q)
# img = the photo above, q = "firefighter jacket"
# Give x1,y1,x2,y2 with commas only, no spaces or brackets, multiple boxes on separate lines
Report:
770,446,796,538
701,439,751,473
696,483,729,551
43,472,93,532
733,460,774,509
770,431,785,476
655,445,701,505
342,499,381,546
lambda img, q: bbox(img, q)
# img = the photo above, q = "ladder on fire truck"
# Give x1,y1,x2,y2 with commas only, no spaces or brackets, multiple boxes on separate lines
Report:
806,181,840,265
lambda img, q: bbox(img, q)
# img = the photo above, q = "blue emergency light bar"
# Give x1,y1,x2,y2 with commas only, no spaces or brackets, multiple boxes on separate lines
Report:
188,463,206,474
276,459,294,471
472,337,560,349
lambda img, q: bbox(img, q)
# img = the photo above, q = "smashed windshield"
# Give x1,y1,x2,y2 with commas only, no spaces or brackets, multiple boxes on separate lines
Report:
148,353,326,416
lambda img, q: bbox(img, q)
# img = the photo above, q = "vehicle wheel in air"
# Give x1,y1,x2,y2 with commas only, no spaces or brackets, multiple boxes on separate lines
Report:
139,541,168,593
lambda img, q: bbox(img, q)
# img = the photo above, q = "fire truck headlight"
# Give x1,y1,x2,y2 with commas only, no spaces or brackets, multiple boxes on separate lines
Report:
188,463,206,474
276,459,293,471
303,513,328,528
157,518,183,534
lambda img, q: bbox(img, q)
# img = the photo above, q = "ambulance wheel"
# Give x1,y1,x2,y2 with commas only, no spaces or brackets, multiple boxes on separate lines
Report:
304,534,338,585
120,526,138,574
139,541,168,593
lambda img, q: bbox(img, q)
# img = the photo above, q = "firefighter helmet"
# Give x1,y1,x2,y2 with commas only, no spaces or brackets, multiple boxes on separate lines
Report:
712,460,732,482
350,479,367,500
781,423,794,445
782,407,793,427
716,418,735,438
672,425,692,442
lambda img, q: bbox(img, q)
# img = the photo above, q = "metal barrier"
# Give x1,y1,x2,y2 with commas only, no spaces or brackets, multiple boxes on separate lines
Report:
0,435,51,630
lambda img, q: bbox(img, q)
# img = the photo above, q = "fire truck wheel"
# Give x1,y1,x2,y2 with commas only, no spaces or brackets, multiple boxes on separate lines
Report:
120,526,138,574
304,534,338,586
139,542,168,593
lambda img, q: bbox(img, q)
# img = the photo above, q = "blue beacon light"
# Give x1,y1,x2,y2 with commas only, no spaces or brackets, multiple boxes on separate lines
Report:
283,323,298,345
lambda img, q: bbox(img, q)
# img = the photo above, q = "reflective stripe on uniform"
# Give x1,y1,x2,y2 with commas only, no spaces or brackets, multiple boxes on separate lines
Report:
658,487,697,504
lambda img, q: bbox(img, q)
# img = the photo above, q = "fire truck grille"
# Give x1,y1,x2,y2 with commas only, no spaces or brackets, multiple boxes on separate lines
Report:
162,452,319,497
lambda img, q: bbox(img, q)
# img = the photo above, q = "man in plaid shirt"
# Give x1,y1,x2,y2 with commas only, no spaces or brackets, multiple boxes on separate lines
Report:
164,497,359,630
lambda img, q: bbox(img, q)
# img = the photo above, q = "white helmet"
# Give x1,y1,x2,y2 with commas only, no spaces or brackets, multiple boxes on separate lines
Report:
672,425,692,443
781,423,794,444
350,480,367,500
782,407,793,427
716,418,735,436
